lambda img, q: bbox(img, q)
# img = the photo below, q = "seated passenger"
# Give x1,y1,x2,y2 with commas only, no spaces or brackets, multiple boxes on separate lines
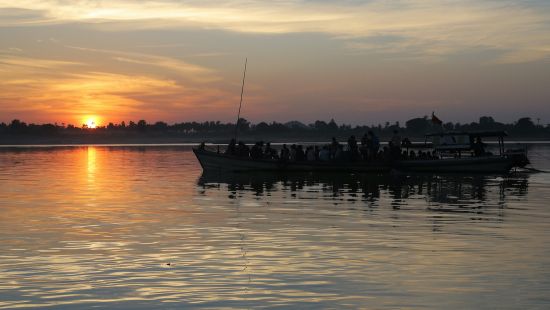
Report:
347,135,359,161
313,146,320,161
409,150,417,160
225,138,236,155
295,145,306,161
319,146,331,161
360,132,369,159
236,141,250,157
306,146,316,161
391,130,402,150
418,151,427,159
250,142,263,159
367,131,380,159
334,144,345,161
361,133,368,146
473,137,485,156
359,141,369,161
290,144,297,161
264,142,277,159
401,137,412,148
347,135,358,150
388,141,400,160
330,137,340,159
280,144,290,161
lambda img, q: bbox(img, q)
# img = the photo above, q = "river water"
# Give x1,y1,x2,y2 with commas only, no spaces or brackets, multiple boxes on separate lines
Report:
1,144,550,309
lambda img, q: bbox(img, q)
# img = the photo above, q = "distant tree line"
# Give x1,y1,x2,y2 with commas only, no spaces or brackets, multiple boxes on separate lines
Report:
1,116,549,141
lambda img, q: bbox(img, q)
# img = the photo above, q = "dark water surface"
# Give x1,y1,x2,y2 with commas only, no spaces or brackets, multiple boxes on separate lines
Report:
1,145,550,309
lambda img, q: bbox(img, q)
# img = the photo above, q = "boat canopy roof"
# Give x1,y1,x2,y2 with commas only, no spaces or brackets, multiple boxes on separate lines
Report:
425,131,508,138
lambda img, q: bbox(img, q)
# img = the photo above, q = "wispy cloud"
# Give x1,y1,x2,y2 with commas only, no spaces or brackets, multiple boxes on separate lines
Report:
1,1,549,63
0,50,230,123
0,54,83,69
65,45,219,82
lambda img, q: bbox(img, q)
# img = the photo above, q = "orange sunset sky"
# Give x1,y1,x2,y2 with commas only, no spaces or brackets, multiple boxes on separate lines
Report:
1,0,549,126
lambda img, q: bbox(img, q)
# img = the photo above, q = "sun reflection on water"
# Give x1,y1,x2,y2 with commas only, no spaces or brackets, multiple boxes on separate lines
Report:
86,146,96,182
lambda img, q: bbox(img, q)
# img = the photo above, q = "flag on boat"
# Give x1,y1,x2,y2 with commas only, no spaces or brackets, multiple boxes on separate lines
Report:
431,112,443,125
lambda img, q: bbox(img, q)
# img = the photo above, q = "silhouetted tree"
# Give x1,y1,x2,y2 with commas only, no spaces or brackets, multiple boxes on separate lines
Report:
255,122,270,132
327,119,338,131
137,120,147,132
236,118,250,131
153,121,168,132
2,115,549,142
515,117,535,129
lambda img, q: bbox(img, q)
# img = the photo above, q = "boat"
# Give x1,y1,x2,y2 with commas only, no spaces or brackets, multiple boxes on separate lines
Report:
395,131,529,173
193,148,390,172
193,131,529,173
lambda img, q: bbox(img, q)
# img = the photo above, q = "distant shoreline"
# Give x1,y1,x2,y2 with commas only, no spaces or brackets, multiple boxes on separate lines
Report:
2,117,548,146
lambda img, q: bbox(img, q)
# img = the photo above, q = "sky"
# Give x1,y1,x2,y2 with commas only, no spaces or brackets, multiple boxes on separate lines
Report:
0,0,549,126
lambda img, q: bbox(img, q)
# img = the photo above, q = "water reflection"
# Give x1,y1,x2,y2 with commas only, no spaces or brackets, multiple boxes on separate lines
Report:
86,146,96,183
1,146,548,309
198,171,529,215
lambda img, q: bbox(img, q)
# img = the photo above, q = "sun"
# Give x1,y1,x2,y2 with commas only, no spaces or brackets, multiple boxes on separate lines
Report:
84,116,98,129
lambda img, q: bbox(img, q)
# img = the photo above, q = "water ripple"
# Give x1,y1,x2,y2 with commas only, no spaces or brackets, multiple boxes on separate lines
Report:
0,146,550,309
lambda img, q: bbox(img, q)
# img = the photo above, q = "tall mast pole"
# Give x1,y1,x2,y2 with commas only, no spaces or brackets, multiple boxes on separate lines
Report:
234,58,248,141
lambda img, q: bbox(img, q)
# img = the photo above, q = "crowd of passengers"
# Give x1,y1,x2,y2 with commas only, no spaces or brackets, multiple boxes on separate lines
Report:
221,130,442,162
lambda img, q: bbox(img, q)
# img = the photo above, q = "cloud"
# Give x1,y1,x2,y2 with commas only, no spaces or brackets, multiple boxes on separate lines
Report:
0,51,230,123
0,7,53,26
0,54,83,69
0,70,174,112
1,1,549,124
1,1,549,63
65,45,219,83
